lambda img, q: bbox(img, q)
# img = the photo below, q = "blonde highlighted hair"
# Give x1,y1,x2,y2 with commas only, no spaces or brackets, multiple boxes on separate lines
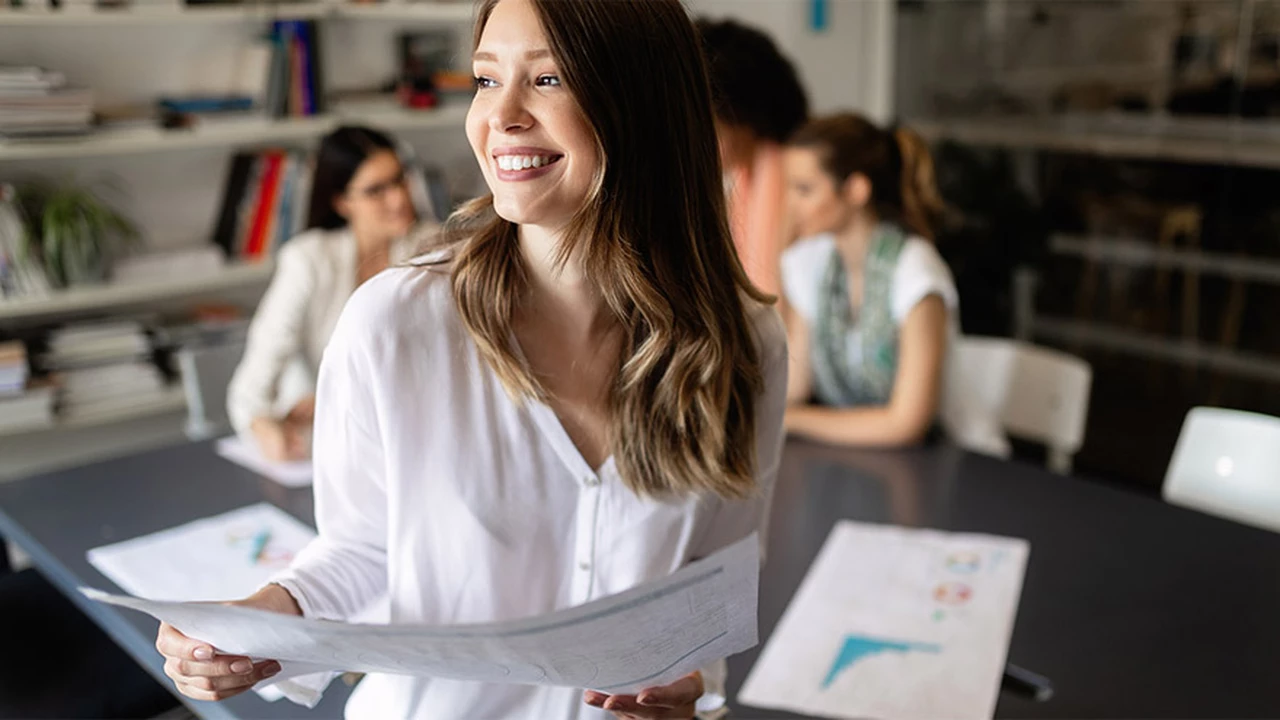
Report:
440,0,770,500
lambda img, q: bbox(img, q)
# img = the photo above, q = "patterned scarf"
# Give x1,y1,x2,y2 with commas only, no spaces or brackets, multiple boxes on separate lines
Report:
810,224,907,407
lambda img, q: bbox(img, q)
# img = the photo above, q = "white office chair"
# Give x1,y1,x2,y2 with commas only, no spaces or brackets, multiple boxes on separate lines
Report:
945,336,1093,474
1163,407,1280,534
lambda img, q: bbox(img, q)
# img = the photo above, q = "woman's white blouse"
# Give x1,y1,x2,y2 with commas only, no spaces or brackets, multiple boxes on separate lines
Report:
270,264,789,720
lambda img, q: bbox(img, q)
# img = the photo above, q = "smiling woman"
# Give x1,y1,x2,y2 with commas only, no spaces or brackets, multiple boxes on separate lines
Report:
153,2,789,720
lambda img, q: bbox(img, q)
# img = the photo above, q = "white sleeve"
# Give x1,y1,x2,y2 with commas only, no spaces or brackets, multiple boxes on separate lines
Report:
270,291,387,623
226,241,315,440
691,305,788,717
779,237,832,326
890,238,959,323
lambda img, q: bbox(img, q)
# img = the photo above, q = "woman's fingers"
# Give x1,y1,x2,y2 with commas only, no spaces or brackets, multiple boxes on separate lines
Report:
155,622,215,662
636,673,703,707
157,622,282,701
169,660,282,701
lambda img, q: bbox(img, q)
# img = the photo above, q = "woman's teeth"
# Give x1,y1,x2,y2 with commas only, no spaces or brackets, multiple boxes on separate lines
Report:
498,155,555,171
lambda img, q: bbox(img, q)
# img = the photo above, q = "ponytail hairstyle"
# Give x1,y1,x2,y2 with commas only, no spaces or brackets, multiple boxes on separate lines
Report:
788,113,944,240
441,0,769,501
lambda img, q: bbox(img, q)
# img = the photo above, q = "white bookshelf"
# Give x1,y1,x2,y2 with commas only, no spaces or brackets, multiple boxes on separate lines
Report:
0,0,476,479
0,103,467,161
0,261,273,322
0,1,471,26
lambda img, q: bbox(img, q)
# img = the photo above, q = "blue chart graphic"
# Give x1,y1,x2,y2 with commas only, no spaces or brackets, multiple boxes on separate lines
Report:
821,634,942,689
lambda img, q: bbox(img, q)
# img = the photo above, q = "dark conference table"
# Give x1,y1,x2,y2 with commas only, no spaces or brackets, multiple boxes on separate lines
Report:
1,438,1278,719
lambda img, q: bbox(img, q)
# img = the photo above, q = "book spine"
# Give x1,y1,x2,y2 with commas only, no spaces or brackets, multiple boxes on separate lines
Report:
245,152,285,259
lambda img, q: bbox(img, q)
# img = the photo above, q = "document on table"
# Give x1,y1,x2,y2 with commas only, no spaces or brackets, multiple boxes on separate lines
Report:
83,532,760,696
86,503,317,603
215,435,312,488
739,521,1029,720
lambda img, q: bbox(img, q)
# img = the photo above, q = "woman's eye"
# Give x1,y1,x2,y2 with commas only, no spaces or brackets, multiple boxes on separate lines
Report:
474,76,497,90
535,75,562,87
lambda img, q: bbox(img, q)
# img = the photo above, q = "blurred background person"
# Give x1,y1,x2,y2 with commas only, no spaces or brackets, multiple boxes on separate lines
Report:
697,17,809,295
779,112,963,447
227,125,426,462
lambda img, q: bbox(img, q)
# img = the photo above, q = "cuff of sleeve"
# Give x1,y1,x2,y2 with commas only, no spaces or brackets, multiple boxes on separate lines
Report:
267,574,327,621
695,659,728,719
263,670,338,708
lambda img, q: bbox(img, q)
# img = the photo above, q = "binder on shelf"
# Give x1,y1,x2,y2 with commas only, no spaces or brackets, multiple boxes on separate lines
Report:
211,149,311,262
265,19,323,119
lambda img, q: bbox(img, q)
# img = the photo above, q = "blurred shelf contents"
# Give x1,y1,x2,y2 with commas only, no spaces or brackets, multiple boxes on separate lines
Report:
0,1,470,25
0,340,55,434
0,65,92,140
212,149,311,262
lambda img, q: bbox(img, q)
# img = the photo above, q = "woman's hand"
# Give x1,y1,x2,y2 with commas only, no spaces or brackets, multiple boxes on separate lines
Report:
251,415,310,462
583,671,703,719
155,584,302,702
285,395,316,425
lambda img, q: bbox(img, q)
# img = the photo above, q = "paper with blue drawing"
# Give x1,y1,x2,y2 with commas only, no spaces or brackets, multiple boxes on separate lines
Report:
739,521,1029,720
81,532,759,695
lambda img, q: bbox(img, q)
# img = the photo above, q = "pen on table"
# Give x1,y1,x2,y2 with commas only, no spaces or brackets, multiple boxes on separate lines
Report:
249,529,272,564
1002,662,1053,702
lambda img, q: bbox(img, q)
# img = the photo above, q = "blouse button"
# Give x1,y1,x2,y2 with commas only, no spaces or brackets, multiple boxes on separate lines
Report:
584,475,600,487
578,560,592,571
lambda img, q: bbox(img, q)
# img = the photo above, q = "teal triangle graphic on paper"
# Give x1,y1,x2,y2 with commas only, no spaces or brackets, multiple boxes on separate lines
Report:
822,634,942,689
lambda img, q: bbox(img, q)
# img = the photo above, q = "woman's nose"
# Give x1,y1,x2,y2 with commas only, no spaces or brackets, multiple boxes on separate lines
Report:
489,85,533,133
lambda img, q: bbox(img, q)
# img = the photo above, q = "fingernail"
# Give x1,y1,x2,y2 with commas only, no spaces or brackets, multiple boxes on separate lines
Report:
264,662,282,677
231,660,253,674
637,693,656,706
193,647,213,660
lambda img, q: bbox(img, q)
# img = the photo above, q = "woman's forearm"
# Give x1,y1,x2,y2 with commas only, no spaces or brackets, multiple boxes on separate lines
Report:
785,404,929,447
246,583,304,616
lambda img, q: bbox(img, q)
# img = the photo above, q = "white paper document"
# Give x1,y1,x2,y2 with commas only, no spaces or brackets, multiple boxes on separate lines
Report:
86,503,317,603
739,521,1029,720
82,532,760,695
215,435,312,488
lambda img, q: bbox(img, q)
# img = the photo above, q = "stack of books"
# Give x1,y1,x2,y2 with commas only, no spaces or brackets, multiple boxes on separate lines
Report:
0,340,55,434
0,66,93,140
43,320,176,424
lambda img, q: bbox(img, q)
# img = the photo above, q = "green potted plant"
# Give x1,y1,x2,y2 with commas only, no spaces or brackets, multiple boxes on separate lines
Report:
17,182,138,288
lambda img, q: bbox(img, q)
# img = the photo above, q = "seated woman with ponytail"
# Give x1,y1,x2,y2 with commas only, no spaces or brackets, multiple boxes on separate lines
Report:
780,113,959,447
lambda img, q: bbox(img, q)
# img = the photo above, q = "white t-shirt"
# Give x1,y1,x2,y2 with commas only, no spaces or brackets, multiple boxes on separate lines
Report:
270,263,789,720
780,233,960,370
780,233,1004,449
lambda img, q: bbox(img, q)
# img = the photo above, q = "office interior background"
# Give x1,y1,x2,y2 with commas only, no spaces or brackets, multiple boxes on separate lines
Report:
2,0,1280,717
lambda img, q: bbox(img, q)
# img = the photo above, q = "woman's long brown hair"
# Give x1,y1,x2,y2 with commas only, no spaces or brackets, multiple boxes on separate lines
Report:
441,0,770,500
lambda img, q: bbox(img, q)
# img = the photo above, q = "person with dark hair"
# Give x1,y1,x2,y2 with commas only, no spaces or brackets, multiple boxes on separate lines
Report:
780,112,963,447
156,0,786,718
227,125,425,461
696,17,808,294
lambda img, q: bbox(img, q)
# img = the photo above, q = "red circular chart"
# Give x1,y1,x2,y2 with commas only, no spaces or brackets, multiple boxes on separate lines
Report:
934,581,973,605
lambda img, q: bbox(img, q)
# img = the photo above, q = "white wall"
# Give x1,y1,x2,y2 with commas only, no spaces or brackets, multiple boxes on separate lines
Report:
687,0,895,123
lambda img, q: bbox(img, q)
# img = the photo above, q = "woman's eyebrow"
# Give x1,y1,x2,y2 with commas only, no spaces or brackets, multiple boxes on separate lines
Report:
472,49,553,62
